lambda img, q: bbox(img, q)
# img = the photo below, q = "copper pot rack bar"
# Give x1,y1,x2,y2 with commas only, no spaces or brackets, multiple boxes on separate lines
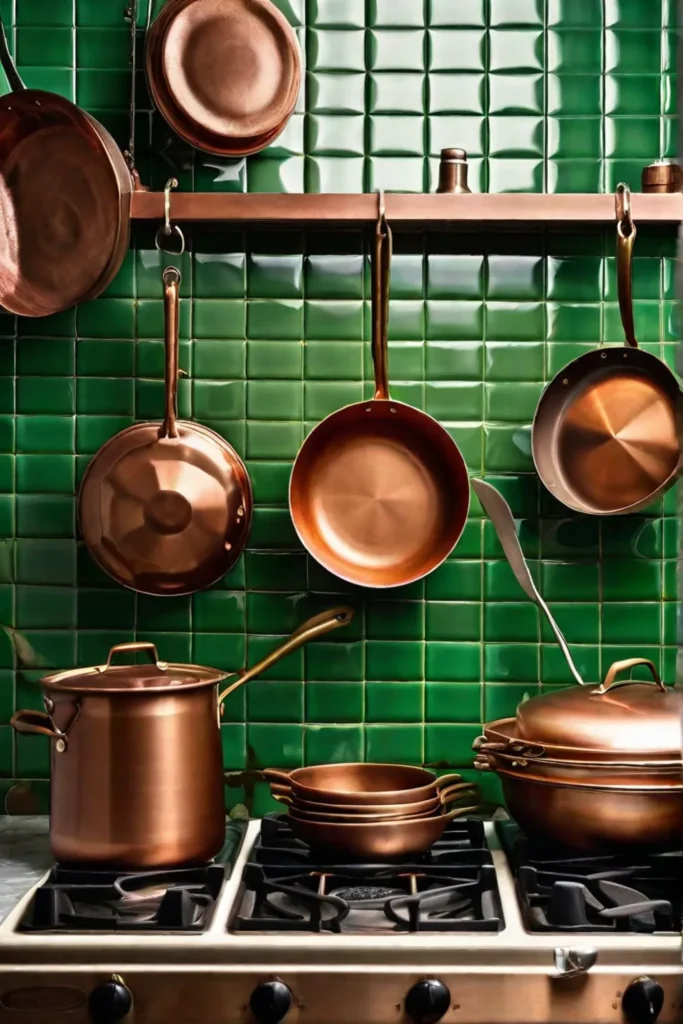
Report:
130,191,683,226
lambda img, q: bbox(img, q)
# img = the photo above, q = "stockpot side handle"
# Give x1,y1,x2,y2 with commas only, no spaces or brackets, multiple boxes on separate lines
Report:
615,183,638,350
595,658,666,695
11,710,65,741
97,642,169,674
0,17,26,94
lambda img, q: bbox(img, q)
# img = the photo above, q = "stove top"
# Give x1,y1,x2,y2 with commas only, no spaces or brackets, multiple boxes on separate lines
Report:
231,814,503,933
497,820,682,935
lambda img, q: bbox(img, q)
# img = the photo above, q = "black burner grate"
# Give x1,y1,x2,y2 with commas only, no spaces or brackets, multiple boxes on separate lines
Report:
496,820,682,934
231,814,503,934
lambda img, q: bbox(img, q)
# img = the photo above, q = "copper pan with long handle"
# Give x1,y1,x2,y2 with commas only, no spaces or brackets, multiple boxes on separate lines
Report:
79,265,252,596
11,607,353,868
531,183,680,515
0,16,133,316
289,196,470,588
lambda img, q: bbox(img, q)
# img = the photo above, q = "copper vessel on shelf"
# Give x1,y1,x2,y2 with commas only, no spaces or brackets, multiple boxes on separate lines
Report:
11,608,352,868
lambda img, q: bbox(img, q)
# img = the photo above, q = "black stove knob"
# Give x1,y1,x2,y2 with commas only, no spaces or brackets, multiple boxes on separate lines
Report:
405,979,451,1024
622,978,664,1024
249,979,293,1024
88,978,133,1023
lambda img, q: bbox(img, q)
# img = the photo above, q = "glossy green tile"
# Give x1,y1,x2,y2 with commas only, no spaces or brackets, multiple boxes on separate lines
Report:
305,681,364,723
305,725,364,765
424,723,481,766
366,641,423,681
602,603,662,645
366,681,423,722
365,723,423,763
426,642,481,682
484,643,539,683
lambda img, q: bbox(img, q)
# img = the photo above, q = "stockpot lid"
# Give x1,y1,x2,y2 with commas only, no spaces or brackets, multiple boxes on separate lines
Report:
40,642,227,695
515,658,682,760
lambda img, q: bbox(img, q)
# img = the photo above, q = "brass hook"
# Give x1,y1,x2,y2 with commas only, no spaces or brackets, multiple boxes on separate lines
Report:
376,187,386,225
615,182,633,237
155,178,185,256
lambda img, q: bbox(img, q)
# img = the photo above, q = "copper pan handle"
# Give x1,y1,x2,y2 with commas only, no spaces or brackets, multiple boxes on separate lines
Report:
472,734,546,758
372,191,392,401
262,769,292,788
434,773,463,790
472,479,585,687
615,183,638,349
438,783,479,806
595,658,665,695
10,709,75,753
97,641,168,674
160,266,181,439
218,606,354,707
442,804,480,821
272,792,292,805
0,17,26,93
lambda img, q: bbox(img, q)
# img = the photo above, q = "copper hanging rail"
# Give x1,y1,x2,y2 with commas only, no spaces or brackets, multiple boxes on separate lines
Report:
130,190,683,225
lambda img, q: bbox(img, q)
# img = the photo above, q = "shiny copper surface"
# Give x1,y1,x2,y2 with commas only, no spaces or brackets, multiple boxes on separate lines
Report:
281,803,439,824
436,147,471,193
287,802,480,859
0,20,131,317
10,609,352,868
642,160,683,193
272,781,472,822
145,0,300,156
493,768,683,852
78,266,252,596
290,203,469,588
263,765,464,805
532,185,681,515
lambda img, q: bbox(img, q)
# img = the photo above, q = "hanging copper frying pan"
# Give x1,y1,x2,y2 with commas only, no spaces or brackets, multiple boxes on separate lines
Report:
532,184,680,515
289,198,470,588
78,266,252,596
0,17,132,317
145,0,301,156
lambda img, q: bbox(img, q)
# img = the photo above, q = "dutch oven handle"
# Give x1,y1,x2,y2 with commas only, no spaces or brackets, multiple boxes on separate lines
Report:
472,734,546,758
218,606,354,709
595,658,666,695
96,642,169,674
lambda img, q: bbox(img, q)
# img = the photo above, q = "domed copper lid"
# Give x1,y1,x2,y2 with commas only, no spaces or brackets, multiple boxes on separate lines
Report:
515,659,682,760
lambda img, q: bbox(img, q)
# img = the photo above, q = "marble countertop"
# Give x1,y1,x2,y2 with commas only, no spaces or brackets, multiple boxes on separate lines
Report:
0,816,51,924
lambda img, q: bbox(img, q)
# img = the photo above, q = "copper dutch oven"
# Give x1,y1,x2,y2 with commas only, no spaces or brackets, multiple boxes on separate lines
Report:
474,659,683,851
10,607,352,869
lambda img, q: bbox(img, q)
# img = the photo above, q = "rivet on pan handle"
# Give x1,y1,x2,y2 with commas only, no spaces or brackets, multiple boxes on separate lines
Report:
595,658,666,695
615,183,638,349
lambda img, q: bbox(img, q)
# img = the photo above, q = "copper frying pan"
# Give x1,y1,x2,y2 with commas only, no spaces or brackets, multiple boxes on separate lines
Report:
0,17,132,317
289,200,470,588
532,184,680,515
78,266,252,595
145,0,301,156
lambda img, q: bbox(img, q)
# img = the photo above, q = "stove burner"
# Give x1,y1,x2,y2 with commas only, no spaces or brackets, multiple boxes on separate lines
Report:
232,815,503,934
497,821,682,935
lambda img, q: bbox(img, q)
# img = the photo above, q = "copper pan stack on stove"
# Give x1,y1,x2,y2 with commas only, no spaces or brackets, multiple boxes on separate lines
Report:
263,764,480,859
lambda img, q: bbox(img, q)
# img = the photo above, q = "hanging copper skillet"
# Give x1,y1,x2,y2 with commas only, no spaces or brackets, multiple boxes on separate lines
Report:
145,0,301,156
0,17,132,317
78,266,252,596
289,197,470,588
532,184,680,515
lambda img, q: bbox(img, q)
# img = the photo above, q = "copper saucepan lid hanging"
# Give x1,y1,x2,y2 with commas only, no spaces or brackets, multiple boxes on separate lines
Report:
531,183,681,515
78,210,253,596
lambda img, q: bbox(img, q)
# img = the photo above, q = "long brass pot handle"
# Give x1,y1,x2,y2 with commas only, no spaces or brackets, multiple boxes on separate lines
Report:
595,658,666,695
218,606,354,708
615,183,638,349
97,641,168,674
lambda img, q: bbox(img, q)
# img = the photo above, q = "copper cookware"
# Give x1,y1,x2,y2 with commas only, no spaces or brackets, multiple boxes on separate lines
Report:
145,0,301,156
79,266,252,596
271,782,473,822
286,804,480,860
0,17,132,317
289,197,470,588
10,607,352,868
532,184,680,515
263,765,466,806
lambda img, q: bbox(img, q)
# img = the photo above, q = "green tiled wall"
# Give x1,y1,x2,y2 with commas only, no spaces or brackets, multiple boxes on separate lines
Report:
0,0,679,815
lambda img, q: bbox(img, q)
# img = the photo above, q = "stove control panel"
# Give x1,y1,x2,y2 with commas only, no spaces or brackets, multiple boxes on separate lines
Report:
87,976,132,1023
622,977,665,1024
405,978,451,1024
249,978,293,1024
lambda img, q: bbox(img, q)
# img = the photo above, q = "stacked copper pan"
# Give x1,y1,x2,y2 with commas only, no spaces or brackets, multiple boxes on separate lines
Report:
263,765,479,859
145,0,301,157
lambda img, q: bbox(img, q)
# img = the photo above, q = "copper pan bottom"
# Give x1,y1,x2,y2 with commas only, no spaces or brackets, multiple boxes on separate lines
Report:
290,401,470,588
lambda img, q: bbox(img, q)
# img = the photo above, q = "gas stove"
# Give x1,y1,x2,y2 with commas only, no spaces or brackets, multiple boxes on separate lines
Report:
0,816,680,1024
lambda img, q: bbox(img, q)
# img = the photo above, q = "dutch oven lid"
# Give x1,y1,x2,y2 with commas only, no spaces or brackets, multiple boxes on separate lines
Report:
515,658,682,758
41,642,226,694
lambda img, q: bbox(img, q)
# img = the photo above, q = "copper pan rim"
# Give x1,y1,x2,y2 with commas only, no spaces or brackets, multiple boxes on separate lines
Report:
288,398,470,590
492,764,683,793
483,716,682,767
286,806,441,823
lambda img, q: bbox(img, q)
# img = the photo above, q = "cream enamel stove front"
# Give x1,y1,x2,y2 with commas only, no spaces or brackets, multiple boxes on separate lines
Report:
0,822,680,1024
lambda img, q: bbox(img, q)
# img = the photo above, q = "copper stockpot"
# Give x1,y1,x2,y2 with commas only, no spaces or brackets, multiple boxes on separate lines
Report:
263,765,465,806
287,803,480,859
10,607,352,869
